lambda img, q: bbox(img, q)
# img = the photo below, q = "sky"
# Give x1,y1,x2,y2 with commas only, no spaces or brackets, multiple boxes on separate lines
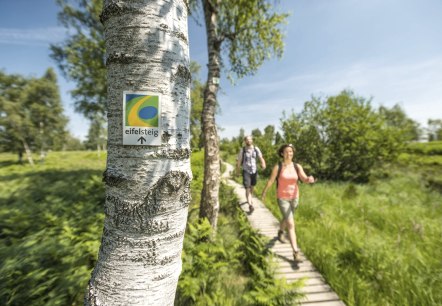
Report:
1,0,441,140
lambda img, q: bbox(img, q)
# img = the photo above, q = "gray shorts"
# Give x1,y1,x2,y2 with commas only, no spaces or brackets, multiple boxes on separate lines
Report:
242,171,257,188
278,198,299,220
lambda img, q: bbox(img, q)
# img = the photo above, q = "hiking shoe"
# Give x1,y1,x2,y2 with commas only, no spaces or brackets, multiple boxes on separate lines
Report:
277,230,285,243
293,250,301,262
249,204,255,213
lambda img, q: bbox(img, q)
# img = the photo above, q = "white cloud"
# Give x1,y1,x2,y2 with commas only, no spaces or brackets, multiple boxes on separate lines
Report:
0,27,66,46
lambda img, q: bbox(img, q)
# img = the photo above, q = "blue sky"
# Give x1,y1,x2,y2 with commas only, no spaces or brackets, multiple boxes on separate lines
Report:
1,0,441,140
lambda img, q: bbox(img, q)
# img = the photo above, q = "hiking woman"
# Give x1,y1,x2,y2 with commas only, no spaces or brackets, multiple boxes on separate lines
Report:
261,144,315,261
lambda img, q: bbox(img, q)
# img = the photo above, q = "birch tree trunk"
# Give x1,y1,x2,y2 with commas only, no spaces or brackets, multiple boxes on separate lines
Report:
22,140,34,166
199,0,221,230
85,1,191,305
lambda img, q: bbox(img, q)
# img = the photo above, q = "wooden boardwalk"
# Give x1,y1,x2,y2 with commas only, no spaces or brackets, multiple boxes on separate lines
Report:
222,164,345,306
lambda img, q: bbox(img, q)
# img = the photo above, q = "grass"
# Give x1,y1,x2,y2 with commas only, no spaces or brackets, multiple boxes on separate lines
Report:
256,161,442,306
0,151,106,305
1,150,300,306
3,148,441,305
405,141,442,155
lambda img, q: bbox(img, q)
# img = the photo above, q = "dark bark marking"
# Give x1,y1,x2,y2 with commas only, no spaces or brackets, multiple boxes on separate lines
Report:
103,169,127,187
143,171,191,216
162,229,185,241
100,2,143,24
105,52,137,65
171,64,191,85
107,171,191,233
157,148,191,160
159,23,188,44
153,273,170,281
162,131,172,143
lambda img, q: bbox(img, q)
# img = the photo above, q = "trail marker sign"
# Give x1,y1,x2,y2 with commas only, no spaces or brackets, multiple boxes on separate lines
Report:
123,91,161,146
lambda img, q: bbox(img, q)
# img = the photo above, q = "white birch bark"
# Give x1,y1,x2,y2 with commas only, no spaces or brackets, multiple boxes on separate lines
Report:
199,0,221,230
22,139,34,166
85,1,191,305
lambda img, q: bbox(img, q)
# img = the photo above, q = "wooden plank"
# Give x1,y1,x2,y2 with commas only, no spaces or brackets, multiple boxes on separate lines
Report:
301,292,341,303
273,254,307,262
289,277,325,286
277,264,316,273
271,244,302,250
276,261,315,270
300,284,333,293
300,300,346,306
276,258,313,266
276,271,324,279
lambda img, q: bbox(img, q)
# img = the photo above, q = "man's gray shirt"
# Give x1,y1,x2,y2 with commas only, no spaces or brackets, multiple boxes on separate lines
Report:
237,146,262,174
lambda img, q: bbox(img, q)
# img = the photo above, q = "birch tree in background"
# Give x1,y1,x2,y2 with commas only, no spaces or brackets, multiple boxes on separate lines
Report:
196,0,288,230
85,0,191,304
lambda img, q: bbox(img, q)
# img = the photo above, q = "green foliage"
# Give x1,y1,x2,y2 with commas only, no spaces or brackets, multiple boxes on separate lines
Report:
399,141,442,195
64,134,86,151
177,188,302,305
215,0,288,80
190,62,205,151
177,153,245,305
251,125,284,177
176,217,243,306
379,104,420,141
236,211,303,306
0,69,68,155
84,115,107,150
255,162,442,306
281,90,405,182
50,0,106,119
220,137,241,164
427,119,442,141
0,151,106,305
405,141,442,155
1,149,301,305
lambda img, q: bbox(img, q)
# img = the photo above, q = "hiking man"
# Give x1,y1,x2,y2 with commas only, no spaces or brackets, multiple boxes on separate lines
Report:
236,135,266,213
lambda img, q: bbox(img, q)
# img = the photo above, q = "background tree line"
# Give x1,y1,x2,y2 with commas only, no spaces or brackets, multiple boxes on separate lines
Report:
0,69,110,159
221,90,424,183
0,69,71,164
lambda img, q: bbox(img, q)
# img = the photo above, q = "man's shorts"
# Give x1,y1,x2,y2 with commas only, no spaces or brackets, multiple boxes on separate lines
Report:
242,170,257,188
277,198,299,220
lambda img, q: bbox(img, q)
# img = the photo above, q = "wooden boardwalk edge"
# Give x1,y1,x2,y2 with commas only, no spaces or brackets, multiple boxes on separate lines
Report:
222,163,346,306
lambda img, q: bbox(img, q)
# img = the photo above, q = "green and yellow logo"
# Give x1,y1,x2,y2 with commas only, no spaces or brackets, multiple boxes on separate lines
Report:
125,94,159,127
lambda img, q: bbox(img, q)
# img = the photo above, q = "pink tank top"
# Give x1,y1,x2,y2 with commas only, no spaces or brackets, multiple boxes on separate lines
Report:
277,164,299,200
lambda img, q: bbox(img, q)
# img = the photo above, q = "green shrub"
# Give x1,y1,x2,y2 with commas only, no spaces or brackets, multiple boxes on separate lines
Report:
405,141,442,155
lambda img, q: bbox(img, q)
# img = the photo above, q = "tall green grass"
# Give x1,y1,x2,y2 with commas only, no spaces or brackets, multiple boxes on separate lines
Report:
0,151,106,305
1,151,301,305
405,141,442,155
258,164,442,306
